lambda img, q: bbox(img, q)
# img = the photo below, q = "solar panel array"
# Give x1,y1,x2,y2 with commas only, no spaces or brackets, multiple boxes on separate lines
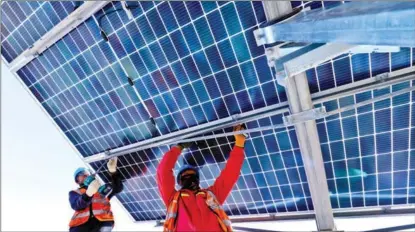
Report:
2,1,414,222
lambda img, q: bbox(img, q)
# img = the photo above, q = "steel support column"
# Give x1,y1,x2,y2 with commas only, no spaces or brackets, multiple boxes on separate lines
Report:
255,2,415,47
261,2,336,230
286,73,336,231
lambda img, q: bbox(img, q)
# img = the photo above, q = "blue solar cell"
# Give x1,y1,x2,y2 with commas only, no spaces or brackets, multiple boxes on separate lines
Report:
249,86,266,109
157,3,178,32
108,33,127,59
330,141,345,160
391,47,411,71
342,117,358,138
327,120,342,141
236,90,253,113
371,53,390,76
224,95,240,114
170,30,190,57
147,9,167,38
136,16,156,43
393,105,410,129
159,37,178,63
186,2,204,20
254,56,273,84
218,40,237,68
182,57,200,81
252,1,266,23
194,17,214,47
149,43,168,68
151,71,168,93
170,2,191,26
231,34,251,63
221,4,242,36
182,84,199,106
50,2,67,20
182,24,202,53
393,129,409,151
227,66,245,92
140,1,154,12
201,2,217,13
207,11,227,42
139,48,157,72
192,80,209,103
345,139,360,159
235,2,257,30
169,62,188,86
375,109,391,133
333,57,352,86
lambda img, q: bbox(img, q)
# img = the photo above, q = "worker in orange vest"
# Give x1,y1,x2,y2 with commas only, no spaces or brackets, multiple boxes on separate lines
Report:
157,125,246,231
69,157,123,232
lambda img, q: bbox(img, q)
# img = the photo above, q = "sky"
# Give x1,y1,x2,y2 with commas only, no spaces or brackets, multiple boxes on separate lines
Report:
1,62,414,231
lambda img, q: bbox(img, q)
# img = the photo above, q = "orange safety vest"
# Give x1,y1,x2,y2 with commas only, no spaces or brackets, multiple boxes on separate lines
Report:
163,190,232,232
69,188,114,228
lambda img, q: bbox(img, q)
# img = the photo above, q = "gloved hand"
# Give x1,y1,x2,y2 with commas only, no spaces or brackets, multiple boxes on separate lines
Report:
234,124,246,148
107,157,118,173
86,179,101,197
177,142,194,150
83,175,95,187
98,184,113,198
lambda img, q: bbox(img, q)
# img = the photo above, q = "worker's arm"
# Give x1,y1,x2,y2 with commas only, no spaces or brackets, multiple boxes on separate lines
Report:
69,190,92,210
108,171,123,199
209,146,245,205
156,146,182,206
105,157,123,199
210,125,246,205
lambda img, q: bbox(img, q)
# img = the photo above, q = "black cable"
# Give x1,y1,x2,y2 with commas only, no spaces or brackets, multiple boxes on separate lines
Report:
98,5,140,42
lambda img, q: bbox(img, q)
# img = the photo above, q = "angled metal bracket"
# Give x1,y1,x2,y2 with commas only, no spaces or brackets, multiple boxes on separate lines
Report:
283,107,327,127
253,2,415,47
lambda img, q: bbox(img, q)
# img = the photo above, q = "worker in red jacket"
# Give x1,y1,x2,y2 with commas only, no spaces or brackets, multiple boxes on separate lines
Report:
157,125,246,231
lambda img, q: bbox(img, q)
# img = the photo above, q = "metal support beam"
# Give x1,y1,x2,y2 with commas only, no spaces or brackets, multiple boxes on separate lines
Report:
255,2,415,47
9,1,110,72
262,1,336,231
275,43,401,87
286,73,336,231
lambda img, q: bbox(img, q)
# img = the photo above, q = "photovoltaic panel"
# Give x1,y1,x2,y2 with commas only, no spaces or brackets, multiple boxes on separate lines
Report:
315,80,415,208
15,1,283,158
2,0,415,223
1,1,83,62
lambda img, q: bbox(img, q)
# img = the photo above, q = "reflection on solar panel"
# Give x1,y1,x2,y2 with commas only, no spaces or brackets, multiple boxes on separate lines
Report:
2,0,415,223
1,1,83,62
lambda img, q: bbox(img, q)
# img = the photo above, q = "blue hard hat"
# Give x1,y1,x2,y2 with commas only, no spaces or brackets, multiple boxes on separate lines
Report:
73,167,89,183
176,165,199,185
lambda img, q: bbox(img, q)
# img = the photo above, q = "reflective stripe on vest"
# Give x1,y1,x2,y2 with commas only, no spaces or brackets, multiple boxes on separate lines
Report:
72,211,89,219
93,209,107,215
165,213,176,220
92,198,110,205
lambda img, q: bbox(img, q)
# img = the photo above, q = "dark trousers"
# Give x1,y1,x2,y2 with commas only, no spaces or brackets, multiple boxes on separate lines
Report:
69,217,114,232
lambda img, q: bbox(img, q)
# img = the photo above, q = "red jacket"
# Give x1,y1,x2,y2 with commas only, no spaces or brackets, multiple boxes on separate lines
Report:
157,146,245,231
